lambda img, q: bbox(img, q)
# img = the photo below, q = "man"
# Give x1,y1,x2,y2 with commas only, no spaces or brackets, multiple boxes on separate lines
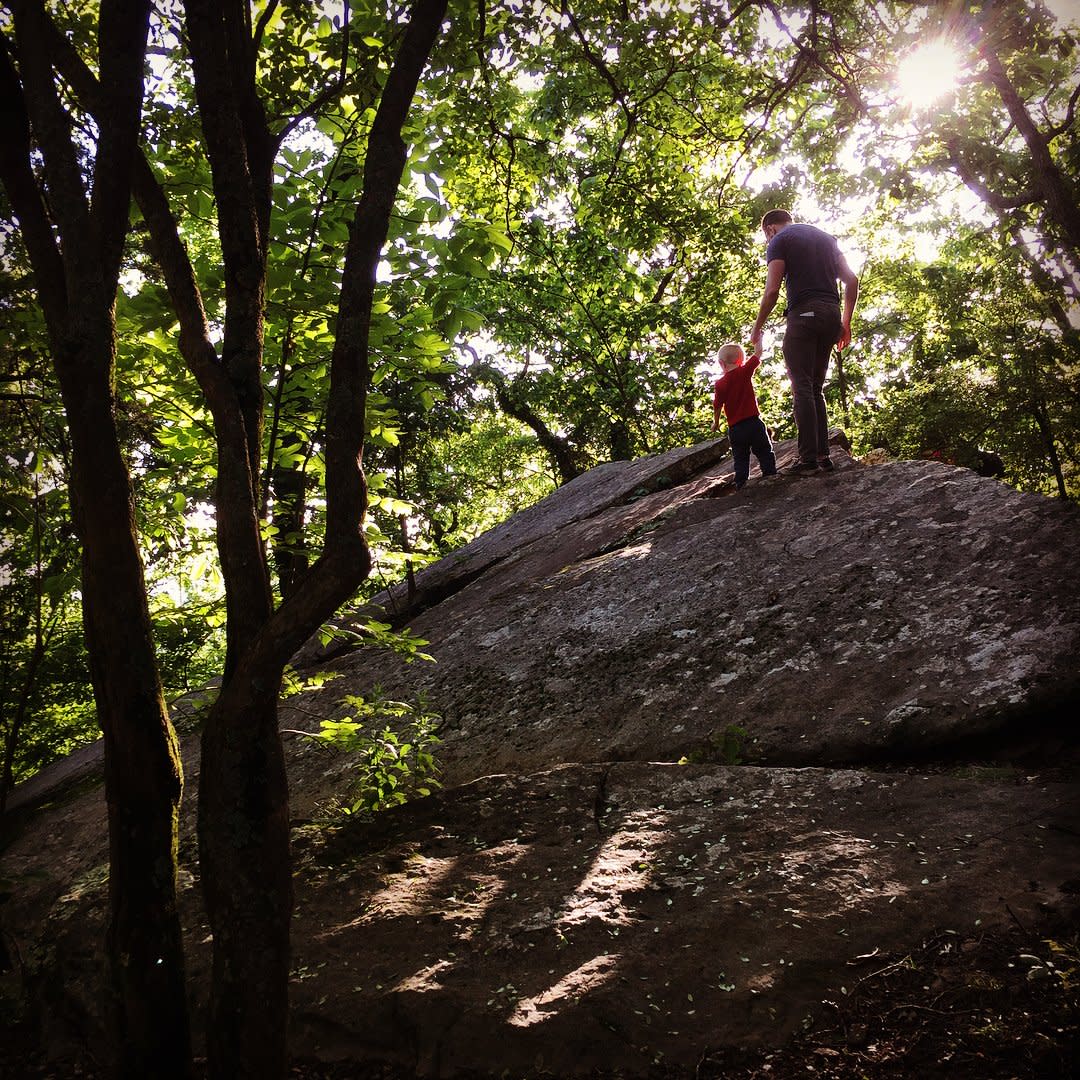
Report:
749,209,859,474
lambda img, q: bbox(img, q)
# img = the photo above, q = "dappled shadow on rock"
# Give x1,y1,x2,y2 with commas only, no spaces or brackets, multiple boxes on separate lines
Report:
288,914,1080,1078
282,762,1079,1077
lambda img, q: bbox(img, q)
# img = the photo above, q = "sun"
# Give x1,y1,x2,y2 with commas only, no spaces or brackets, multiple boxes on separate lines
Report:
895,40,962,109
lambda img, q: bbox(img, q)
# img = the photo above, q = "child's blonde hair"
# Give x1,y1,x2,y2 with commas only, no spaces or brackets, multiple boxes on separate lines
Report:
719,342,745,369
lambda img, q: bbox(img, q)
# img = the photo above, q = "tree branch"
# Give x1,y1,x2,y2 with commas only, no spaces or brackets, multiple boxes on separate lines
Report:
979,40,1080,262
0,35,67,326
252,0,280,50
39,10,230,408
1045,72,1080,140
184,0,273,487
91,0,153,290
946,137,1039,210
9,0,97,299
322,0,449,551
562,2,635,131
275,0,356,147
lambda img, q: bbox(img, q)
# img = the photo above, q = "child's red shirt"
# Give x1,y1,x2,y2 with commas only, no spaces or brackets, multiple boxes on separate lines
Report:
713,354,762,426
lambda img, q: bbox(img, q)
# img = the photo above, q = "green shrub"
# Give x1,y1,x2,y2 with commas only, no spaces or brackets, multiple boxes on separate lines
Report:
307,690,442,815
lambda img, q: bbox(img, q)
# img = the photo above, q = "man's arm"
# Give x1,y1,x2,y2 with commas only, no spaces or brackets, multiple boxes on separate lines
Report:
837,253,859,351
750,258,785,355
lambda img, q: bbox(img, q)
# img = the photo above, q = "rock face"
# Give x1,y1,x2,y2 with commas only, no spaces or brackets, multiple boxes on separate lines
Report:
285,763,1077,1076
3,436,1079,1077
298,437,1080,783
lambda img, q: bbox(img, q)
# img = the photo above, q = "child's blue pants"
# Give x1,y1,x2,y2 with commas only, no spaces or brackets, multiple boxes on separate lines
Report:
730,415,777,487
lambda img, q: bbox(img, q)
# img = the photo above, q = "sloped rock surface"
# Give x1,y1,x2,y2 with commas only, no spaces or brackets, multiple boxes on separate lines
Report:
293,438,734,667
284,763,1078,1075
3,438,1079,1078
301,445,1080,783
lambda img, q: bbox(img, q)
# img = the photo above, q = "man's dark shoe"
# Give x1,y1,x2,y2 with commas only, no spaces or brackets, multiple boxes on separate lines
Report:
789,460,819,475
818,457,836,472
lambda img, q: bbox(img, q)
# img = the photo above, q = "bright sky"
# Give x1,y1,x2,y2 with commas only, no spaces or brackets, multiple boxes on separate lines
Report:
1046,0,1080,25
895,41,962,110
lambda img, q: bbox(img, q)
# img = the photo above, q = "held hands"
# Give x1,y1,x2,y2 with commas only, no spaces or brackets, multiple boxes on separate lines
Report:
837,322,852,351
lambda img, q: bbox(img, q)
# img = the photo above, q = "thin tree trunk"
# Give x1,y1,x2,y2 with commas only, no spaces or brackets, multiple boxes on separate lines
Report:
394,447,418,602
271,447,311,599
833,346,850,427
1031,398,1068,499
66,334,191,1080
1,480,55,816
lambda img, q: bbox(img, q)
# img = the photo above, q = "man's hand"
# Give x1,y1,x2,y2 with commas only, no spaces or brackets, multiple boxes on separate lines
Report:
837,322,852,351
749,329,763,356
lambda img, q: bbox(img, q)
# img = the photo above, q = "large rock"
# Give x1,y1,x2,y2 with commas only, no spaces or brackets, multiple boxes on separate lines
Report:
284,762,1078,1075
298,444,1080,783
3,438,1079,1077
293,438,734,666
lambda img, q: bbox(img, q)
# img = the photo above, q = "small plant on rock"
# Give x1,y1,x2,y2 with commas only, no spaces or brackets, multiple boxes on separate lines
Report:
304,690,443,815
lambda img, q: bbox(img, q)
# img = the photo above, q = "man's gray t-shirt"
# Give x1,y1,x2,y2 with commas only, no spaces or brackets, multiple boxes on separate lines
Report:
765,223,841,311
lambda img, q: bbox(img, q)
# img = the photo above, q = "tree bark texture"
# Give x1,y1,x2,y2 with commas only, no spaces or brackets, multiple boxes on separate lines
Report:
0,4,192,1076
187,1,448,1076
978,40,1080,269
184,0,276,680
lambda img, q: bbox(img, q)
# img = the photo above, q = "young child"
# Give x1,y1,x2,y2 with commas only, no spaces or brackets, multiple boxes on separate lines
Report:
711,343,778,489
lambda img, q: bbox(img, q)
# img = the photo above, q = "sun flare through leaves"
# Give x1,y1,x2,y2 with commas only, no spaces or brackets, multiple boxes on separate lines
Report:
895,39,963,109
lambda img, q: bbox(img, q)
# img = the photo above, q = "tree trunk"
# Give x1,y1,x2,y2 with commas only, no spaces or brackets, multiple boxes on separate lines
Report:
181,0,287,1070
1031,398,1068,500
270,450,311,600
609,417,634,461
184,1,450,1075
1,483,54,814
0,6,192,1075
197,674,291,1079
833,347,850,427
978,39,1080,268
65,338,192,1080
